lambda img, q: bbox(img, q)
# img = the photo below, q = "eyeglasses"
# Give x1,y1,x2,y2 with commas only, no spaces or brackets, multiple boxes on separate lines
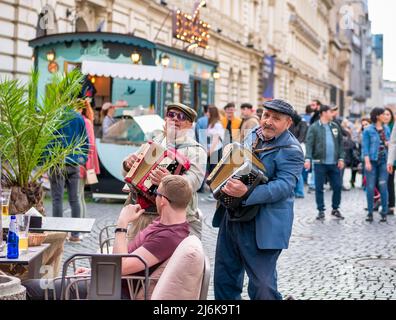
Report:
153,190,172,203
166,111,188,122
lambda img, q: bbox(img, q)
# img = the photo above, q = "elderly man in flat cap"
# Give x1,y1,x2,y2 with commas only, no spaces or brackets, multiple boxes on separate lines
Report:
121,102,207,239
212,99,304,300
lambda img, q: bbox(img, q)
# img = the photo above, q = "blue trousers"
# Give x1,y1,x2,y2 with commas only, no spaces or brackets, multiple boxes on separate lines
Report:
365,158,388,216
314,164,342,212
214,214,282,300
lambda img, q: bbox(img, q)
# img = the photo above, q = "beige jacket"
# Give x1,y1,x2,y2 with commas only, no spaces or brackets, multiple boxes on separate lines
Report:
240,115,260,142
121,130,207,223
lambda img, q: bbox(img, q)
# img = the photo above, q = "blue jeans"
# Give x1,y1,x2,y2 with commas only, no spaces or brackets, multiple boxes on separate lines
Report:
314,164,342,212
214,214,282,300
365,158,388,216
49,165,81,237
294,172,305,197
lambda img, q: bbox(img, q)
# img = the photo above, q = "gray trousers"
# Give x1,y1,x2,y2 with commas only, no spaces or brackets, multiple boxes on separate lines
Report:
49,165,81,237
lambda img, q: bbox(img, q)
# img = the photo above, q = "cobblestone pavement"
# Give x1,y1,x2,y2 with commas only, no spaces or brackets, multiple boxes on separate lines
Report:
44,175,396,300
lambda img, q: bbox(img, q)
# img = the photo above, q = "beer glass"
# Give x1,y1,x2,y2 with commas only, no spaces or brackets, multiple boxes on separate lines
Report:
16,214,30,253
1,189,11,216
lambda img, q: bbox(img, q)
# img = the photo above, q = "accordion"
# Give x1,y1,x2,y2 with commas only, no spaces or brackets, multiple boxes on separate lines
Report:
206,142,268,209
124,141,190,208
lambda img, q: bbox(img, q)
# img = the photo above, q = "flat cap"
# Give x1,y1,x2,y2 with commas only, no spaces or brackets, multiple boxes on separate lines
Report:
166,102,197,122
263,99,296,118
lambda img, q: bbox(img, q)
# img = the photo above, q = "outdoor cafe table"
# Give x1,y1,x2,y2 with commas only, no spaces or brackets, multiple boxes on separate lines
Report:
0,243,50,279
2,216,96,233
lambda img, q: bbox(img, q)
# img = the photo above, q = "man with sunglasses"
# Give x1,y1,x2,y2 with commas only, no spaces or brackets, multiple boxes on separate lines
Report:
122,102,207,240
212,99,304,300
22,175,192,300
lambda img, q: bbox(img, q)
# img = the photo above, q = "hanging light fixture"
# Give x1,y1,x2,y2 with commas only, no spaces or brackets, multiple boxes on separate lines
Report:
46,49,56,62
160,54,170,68
131,51,141,64
212,67,220,80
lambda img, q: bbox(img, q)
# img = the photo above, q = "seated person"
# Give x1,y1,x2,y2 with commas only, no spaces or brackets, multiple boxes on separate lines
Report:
23,175,192,300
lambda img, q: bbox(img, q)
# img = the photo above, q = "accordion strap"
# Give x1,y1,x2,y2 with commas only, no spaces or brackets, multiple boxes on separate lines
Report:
253,136,293,154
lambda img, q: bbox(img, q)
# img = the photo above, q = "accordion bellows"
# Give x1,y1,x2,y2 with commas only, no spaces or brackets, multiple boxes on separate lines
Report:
125,141,190,206
206,143,268,208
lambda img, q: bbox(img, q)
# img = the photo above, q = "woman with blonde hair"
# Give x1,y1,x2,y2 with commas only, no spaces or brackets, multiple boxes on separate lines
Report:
207,105,225,174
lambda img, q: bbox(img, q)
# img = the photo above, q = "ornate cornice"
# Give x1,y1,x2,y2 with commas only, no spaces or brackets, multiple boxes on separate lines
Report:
289,14,321,49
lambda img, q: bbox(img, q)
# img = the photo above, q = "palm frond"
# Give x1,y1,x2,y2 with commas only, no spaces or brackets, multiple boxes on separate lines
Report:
0,69,85,188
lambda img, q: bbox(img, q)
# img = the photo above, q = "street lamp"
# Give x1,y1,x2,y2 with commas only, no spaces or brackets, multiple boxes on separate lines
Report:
212,67,220,80
46,49,56,62
131,51,141,64
160,54,170,68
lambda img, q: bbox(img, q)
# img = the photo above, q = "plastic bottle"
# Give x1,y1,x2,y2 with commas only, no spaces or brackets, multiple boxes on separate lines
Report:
7,215,19,259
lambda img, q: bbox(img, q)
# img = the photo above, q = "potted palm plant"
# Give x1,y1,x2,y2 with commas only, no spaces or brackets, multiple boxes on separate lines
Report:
0,69,87,215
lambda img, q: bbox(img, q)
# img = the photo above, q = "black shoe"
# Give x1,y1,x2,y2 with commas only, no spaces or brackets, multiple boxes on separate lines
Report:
316,211,325,220
365,215,373,222
388,209,394,215
373,202,380,212
342,186,350,191
380,216,387,223
331,209,345,220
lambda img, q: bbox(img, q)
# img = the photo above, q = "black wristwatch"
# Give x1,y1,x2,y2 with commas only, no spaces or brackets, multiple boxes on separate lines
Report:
114,227,128,234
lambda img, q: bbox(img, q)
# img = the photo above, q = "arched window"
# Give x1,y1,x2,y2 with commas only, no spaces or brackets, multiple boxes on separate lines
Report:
36,5,58,37
75,17,89,32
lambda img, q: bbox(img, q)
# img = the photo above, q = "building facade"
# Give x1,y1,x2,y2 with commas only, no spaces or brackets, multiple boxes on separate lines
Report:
0,0,265,114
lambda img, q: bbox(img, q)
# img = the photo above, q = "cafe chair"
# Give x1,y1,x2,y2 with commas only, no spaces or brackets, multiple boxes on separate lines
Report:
98,224,117,254
46,253,149,300
131,235,210,300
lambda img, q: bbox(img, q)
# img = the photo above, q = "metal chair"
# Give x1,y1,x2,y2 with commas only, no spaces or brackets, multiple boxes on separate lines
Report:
49,253,149,300
98,224,117,254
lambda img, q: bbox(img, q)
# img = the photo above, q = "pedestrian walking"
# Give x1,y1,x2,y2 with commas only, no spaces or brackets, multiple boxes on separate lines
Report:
239,103,260,142
221,102,242,144
78,100,100,218
212,99,304,300
384,107,395,215
48,109,89,242
363,107,390,222
304,105,345,220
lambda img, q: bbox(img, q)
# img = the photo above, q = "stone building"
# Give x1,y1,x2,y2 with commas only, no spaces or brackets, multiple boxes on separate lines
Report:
0,0,265,113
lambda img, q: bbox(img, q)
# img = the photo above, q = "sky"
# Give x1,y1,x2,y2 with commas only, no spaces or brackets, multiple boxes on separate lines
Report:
368,0,396,81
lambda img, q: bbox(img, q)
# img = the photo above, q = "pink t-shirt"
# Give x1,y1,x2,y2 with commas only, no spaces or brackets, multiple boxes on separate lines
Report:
127,218,189,263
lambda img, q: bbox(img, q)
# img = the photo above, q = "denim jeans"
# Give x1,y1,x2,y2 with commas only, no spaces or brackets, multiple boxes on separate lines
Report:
294,172,305,197
365,158,388,216
49,165,81,237
314,164,342,212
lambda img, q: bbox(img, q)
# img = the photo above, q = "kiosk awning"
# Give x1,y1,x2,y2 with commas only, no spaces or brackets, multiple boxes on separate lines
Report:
81,60,189,84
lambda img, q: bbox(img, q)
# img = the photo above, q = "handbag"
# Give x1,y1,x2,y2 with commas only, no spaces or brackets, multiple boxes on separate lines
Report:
85,168,98,185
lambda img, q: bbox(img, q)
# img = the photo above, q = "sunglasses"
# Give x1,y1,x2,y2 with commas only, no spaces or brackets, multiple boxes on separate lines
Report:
166,111,188,122
153,190,172,203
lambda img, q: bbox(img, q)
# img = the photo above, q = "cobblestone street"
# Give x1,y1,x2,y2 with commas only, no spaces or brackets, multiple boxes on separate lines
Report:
44,174,396,300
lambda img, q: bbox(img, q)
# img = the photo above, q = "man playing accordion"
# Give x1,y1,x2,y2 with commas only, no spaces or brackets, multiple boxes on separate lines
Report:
212,99,304,300
122,102,206,240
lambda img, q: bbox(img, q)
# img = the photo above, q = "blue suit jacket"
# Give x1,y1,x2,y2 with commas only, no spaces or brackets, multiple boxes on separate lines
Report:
212,128,304,249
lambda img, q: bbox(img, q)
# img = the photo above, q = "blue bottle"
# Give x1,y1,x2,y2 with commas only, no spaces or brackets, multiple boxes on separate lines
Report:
7,215,19,259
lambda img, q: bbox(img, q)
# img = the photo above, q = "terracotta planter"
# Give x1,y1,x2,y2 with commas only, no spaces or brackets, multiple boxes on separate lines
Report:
9,183,45,215
0,274,26,300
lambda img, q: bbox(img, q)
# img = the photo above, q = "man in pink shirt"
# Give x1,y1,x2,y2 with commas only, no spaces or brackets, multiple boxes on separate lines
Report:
23,175,192,299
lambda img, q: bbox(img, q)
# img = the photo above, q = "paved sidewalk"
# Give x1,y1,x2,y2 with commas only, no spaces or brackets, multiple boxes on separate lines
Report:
44,182,396,300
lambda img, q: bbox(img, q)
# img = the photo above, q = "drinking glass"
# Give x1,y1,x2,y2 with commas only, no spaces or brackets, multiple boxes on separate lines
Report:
1,189,11,217
17,214,30,254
